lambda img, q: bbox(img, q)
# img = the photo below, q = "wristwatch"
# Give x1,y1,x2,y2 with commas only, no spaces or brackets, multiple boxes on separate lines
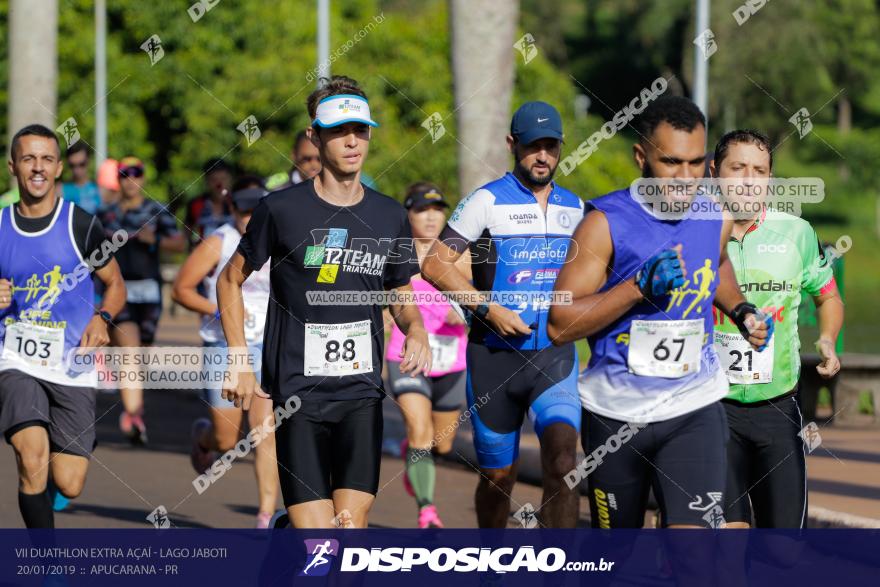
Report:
473,303,490,320
95,309,113,325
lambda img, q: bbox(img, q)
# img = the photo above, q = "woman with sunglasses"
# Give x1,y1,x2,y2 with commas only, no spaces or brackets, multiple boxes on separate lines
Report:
386,182,471,528
98,157,187,445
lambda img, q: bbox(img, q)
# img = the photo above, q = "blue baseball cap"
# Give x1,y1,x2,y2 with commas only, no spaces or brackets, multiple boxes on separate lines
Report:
510,101,563,145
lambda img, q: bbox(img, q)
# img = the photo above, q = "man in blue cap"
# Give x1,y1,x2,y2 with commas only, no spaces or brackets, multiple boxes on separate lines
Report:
423,101,585,527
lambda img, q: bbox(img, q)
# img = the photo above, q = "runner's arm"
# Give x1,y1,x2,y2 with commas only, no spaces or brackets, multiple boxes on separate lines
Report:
386,215,431,375
713,218,769,349
804,233,843,376
815,286,844,341
216,251,253,349
421,239,475,302
388,281,431,375
93,257,126,319
548,210,642,343
421,188,490,311
172,234,222,315
712,220,747,316
814,285,844,377
221,198,274,351
80,257,126,349
443,253,471,325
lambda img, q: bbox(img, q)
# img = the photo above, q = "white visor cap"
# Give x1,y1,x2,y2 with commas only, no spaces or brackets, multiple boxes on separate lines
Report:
312,94,379,128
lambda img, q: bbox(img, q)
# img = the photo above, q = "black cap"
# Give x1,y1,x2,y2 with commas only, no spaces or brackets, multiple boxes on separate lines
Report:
404,188,449,210
510,101,563,145
203,157,232,175
231,188,265,212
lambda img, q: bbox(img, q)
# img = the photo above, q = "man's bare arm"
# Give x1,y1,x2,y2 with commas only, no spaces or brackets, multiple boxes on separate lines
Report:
387,281,431,375
422,239,531,337
421,240,474,302
713,219,747,315
93,257,126,317
713,218,769,349
548,211,643,344
216,251,253,349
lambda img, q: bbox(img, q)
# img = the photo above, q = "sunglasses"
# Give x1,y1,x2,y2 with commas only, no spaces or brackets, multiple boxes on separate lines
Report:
69,161,88,169
119,167,144,178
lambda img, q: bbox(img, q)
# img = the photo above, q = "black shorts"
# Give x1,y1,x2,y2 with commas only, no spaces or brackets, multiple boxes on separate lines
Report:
275,397,383,507
386,361,466,412
583,402,728,528
115,302,162,345
723,392,807,528
0,369,97,458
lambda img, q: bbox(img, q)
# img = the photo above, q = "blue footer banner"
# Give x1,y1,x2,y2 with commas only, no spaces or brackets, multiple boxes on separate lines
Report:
0,529,877,586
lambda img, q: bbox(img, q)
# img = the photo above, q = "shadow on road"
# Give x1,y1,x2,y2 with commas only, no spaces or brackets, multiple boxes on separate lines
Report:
61,503,212,529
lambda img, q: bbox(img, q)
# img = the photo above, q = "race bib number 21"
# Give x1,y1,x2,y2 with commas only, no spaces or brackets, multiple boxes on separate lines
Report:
714,331,774,384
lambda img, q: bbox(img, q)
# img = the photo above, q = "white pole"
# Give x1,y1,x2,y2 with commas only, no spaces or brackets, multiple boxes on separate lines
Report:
8,0,58,152
95,0,107,166
694,0,710,131
317,0,330,86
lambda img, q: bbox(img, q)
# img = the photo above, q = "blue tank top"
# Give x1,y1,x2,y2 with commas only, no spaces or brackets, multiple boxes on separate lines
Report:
579,188,729,422
0,200,97,386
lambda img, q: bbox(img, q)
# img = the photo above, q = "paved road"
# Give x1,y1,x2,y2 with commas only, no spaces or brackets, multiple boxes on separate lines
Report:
0,385,590,529
0,309,876,528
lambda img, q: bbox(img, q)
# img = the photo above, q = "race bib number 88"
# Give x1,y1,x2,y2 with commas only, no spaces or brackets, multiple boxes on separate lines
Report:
304,320,372,376
628,319,703,378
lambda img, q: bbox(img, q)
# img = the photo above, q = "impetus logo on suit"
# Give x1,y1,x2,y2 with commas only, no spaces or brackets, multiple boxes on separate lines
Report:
303,228,387,283
300,539,339,577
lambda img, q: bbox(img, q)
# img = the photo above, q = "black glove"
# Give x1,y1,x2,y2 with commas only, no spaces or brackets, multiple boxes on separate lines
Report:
729,302,774,351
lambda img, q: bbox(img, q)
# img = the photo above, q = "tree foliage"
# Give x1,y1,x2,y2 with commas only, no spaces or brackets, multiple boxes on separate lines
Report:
1,0,636,206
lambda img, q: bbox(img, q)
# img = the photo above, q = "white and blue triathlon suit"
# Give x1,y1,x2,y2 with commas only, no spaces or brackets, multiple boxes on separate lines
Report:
440,172,584,469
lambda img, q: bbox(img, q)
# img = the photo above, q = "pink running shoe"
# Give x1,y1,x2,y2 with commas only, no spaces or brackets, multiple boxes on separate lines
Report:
190,418,215,474
119,411,148,445
418,505,444,529
400,439,414,497
256,511,273,529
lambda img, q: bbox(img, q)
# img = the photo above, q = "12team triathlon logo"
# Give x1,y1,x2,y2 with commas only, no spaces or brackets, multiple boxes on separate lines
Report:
298,539,614,575
303,228,388,284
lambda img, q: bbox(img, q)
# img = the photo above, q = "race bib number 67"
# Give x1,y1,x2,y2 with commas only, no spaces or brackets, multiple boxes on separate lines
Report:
628,319,703,378
304,320,372,376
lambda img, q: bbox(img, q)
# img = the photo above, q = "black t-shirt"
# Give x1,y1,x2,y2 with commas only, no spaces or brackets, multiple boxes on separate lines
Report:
14,199,111,268
237,179,418,401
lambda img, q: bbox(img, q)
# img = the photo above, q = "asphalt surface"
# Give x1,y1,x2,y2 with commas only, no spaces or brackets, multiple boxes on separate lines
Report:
0,309,877,528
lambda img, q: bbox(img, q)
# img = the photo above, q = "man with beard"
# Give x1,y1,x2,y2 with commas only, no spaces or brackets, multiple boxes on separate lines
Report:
422,102,584,528
548,97,772,535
